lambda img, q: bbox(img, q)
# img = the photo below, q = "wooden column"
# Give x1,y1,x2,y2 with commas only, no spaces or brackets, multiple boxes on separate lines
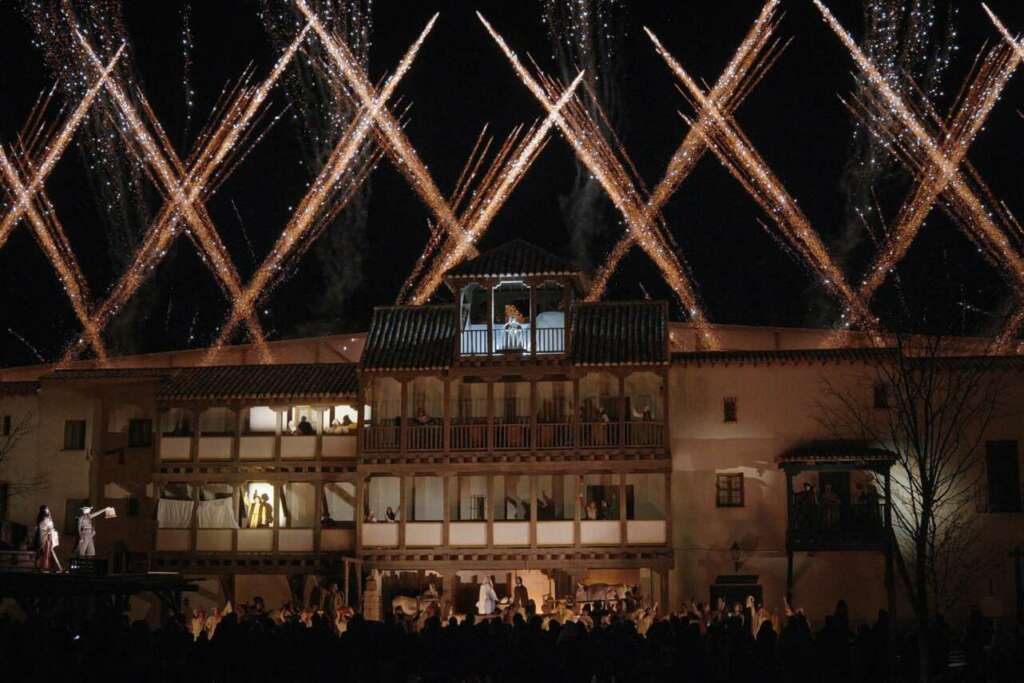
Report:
619,473,627,548
399,475,407,550
399,381,409,454
529,379,538,451
486,285,494,356
442,475,451,548
272,482,280,552
574,474,582,549
190,408,200,462
443,379,451,453
529,284,537,358
663,470,673,549
355,477,365,552
661,369,670,450
572,376,581,449
274,410,283,461
314,406,323,460
561,283,571,356
486,381,495,453
314,482,323,556
486,475,494,548
529,474,537,549
356,386,366,455
232,407,242,461
617,374,626,448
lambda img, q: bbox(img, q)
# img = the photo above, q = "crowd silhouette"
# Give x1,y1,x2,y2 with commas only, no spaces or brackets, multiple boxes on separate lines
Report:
1,596,1021,682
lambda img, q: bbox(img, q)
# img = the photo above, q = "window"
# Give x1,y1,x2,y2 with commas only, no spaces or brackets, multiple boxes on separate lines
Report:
716,473,744,507
241,481,275,528
582,474,619,520
873,383,890,409
723,397,737,423
986,441,1021,513
63,420,86,450
2,415,10,436
128,419,152,447
0,482,8,519
493,475,530,520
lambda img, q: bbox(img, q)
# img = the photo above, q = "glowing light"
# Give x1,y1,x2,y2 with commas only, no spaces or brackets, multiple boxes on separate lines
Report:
589,0,782,301
478,13,720,349
202,11,437,363
59,25,314,366
816,1,1024,348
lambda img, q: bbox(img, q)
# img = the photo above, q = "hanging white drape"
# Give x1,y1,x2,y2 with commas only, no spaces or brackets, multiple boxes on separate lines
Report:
196,496,238,529
157,498,195,528
281,484,316,527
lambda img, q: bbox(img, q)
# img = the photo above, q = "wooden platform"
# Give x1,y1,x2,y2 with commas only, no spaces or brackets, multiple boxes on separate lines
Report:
0,569,198,600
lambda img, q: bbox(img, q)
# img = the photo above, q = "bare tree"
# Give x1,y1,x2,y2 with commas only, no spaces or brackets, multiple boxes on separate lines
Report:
0,410,44,500
816,336,1010,681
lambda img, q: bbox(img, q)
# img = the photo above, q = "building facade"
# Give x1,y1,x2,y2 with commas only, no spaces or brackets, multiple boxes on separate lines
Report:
1,242,1022,625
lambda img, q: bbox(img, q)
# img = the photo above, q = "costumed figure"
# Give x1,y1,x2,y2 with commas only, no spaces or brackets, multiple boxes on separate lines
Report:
35,505,61,572
76,505,114,557
476,576,498,616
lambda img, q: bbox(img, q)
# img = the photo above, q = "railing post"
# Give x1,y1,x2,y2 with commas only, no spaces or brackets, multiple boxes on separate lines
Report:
617,374,626,447
399,380,408,455
530,285,537,359
486,381,494,453
529,379,537,450
486,285,494,356
443,379,451,453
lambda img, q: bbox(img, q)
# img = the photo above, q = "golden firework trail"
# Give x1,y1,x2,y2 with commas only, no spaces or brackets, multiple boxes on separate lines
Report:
816,1,1024,349
58,25,313,366
588,0,784,302
646,27,881,338
202,12,437,363
478,13,720,349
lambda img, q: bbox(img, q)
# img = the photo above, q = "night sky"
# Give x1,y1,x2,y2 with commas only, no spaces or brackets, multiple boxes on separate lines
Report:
3,1,1024,368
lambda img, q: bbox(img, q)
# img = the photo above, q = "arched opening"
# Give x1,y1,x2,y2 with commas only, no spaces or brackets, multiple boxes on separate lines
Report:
459,283,489,355
535,281,566,353
493,281,530,352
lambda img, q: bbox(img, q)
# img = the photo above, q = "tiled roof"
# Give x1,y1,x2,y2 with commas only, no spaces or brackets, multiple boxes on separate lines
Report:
779,443,897,467
47,368,173,381
447,239,577,279
157,363,357,401
672,348,896,366
0,381,40,397
360,306,456,372
569,301,668,366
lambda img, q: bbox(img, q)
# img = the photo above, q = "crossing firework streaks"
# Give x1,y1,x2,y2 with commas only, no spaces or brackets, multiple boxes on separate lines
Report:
57,25,315,367
646,28,883,339
0,47,124,361
201,9,438,363
815,1,1024,350
587,0,784,304
478,14,721,349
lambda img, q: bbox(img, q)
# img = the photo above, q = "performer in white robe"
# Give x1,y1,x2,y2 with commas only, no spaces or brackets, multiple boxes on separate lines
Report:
476,576,498,616
76,506,113,557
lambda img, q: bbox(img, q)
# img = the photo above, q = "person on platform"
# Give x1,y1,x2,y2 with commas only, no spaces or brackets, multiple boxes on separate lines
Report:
298,416,315,435
35,504,61,572
385,506,397,523
476,576,498,616
512,576,529,611
76,505,113,557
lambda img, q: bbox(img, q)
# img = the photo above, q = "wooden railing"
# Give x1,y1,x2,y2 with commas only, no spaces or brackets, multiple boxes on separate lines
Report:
361,420,665,453
787,500,887,549
408,425,443,451
458,326,566,356
362,425,400,451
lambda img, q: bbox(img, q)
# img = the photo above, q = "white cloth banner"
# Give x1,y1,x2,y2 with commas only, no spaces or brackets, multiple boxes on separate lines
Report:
196,496,238,529
157,498,195,529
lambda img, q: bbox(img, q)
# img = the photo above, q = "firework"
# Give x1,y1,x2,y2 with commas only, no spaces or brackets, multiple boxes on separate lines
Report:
479,14,733,348
816,1,1024,348
59,25,314,366
588,0,783,301
201,12,437,363
646,27,882,338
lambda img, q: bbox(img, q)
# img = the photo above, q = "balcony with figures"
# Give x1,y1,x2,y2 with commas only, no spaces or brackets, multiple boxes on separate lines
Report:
156,402,359,470
779,445,895,553
152,479,358,569
360,369,667,462
357,471,671,567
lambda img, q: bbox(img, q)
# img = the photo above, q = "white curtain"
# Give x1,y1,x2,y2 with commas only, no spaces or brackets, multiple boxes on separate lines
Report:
157,498,195,528
196,497,239,529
